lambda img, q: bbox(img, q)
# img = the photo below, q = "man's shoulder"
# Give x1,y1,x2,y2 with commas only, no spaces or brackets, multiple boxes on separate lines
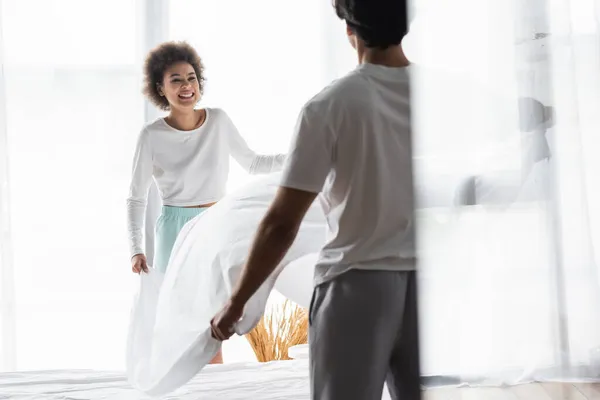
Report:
302,70,367,117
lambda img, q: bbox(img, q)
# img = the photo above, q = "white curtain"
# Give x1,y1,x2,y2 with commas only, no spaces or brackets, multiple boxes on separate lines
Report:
408,0,600,385
0,0,16,372
0,0,146,371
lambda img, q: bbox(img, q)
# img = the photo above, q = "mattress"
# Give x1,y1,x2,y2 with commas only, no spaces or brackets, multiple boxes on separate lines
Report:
0,360,305,400
0,359,395,400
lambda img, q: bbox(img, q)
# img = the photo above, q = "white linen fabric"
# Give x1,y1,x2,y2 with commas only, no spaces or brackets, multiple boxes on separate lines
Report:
0,360,319,400
126,172,325,396
275,253,318,308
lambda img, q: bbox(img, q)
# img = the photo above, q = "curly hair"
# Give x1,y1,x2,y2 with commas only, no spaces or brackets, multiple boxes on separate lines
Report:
143,41,205,110
333,0,409,49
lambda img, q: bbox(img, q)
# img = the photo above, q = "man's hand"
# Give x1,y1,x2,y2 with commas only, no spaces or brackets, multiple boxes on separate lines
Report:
210,299,245,341
131,254,149,274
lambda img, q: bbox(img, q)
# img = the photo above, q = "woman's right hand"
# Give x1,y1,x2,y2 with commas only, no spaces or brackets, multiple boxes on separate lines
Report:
131,254,149,274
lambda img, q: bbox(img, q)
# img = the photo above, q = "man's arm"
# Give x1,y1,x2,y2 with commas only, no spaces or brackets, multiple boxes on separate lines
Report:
229,186,318,306
211,104,332,341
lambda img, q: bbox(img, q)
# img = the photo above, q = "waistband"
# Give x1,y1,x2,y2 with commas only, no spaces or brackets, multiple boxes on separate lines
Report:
160,205,209,218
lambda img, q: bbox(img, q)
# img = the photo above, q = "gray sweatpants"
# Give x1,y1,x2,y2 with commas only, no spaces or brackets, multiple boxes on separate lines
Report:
308,270,421,400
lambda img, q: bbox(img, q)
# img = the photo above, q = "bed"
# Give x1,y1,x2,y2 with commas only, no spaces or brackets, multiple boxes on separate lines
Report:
0,360,312,400
2,360,600,400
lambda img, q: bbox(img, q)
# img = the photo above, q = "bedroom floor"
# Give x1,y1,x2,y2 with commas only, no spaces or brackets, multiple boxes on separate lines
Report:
425,383,600,399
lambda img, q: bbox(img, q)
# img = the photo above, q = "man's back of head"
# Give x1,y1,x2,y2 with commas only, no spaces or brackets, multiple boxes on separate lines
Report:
333,0,409,50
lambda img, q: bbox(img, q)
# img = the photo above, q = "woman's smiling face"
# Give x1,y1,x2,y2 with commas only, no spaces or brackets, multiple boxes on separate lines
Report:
159,62,201,111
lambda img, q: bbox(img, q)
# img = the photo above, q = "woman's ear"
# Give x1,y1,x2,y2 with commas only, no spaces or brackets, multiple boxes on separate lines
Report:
157,84,164,97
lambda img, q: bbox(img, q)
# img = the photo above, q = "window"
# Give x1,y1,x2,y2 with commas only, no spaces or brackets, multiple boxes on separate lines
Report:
2,0,144,369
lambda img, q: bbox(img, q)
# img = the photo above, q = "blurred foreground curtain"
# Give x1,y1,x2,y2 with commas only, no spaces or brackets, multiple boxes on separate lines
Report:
408,0,600,385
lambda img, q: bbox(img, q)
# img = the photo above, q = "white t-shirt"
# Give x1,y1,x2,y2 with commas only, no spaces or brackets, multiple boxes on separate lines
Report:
127,107,286,257
280,63,416,285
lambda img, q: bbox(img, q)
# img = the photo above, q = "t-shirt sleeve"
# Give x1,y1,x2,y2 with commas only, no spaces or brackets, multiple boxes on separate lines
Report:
280,105,335,193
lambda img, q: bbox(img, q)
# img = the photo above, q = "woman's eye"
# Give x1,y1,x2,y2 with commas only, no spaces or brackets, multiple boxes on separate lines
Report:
189,77,196,81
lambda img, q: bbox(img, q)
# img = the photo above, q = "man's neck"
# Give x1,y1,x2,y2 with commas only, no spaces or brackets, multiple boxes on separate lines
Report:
359,45,410,68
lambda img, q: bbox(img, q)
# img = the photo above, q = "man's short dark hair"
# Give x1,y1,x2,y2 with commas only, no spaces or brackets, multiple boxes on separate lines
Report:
333,0,409,49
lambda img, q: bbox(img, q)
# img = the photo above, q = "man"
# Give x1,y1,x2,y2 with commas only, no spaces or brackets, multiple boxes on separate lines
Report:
211,0,420,398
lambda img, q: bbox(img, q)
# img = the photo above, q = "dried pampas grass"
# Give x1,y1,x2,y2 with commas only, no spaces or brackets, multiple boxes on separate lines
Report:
245,300,308,362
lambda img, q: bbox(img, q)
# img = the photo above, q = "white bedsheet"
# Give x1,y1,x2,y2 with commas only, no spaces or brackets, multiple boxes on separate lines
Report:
0,360,394,400
0,360,308,400
126,173,326,396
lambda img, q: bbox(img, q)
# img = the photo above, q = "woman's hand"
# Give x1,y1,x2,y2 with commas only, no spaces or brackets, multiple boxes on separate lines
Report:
131,254,149,274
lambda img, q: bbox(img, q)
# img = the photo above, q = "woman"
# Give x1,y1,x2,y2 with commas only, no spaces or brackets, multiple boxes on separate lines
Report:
126,41,286,364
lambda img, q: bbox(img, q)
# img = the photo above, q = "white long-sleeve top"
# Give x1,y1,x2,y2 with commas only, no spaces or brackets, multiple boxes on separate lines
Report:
126,108,287,257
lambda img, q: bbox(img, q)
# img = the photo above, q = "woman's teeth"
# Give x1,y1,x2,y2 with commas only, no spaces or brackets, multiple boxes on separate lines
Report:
179,93,194,99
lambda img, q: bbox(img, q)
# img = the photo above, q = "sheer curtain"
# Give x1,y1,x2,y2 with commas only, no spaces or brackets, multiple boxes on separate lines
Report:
0,0,145,371
408,0,600,384
0,0,16,372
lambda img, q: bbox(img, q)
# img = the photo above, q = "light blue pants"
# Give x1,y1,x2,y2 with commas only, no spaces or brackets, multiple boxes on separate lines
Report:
153,206,207,273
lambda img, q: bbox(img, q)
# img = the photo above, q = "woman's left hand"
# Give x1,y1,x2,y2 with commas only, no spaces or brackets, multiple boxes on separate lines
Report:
210,299,244,341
